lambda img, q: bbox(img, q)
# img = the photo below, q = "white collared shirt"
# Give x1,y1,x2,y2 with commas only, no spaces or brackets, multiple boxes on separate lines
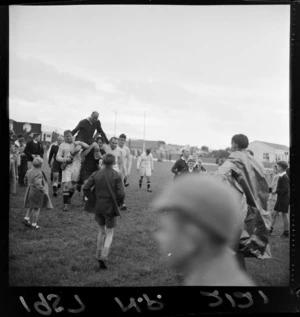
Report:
278,171,286,178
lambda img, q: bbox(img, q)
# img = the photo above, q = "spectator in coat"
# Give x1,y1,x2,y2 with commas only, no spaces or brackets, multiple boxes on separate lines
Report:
83,153,125,269
171,147,190,179
48,136,64,197
22,157,53,229
16,136,28,186
152,174,254,286
24,133,44,169
267,164,280,213
10,140,18,195
71,111,109,145
270,161,290,238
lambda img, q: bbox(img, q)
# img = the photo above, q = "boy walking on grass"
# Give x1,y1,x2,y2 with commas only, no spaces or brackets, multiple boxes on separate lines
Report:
83,154,125,269
270,161,290,238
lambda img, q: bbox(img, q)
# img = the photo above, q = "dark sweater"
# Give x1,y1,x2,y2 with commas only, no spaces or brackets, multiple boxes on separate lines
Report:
71,118,108,145
48,144,60,165
171,158,188,177
24,140,44,161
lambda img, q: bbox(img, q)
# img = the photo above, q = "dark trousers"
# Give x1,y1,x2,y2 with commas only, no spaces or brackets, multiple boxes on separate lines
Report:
18,159,28,185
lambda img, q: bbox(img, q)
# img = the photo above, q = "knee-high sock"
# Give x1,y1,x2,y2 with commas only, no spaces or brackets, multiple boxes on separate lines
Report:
63,191,69,204
69,187,75,201
102,228,114,258
147,179,151,189
139,176,143,188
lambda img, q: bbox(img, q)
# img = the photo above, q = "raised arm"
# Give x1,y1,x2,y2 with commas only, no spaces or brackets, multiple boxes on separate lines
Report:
171,160,180,175
96,120,109,144
71,120,83,136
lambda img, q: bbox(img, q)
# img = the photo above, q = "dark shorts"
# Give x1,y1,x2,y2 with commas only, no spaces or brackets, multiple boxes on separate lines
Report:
95,213,116,229
80,167,96,183
51,160,62,173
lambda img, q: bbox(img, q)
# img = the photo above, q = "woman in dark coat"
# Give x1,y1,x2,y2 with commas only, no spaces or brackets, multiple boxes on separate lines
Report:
83,153,125,269
270,161,290,238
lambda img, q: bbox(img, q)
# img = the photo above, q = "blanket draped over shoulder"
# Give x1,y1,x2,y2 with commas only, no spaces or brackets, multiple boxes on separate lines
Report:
215,150,272,259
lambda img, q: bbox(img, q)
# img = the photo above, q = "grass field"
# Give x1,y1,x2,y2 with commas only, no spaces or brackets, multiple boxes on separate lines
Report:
9,159,289,286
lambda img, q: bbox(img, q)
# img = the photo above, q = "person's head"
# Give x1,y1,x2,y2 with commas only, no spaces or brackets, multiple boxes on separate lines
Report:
57,136,64,145
32,156,43,168
18,137,25,146
182,147,190,159
277,161,288,173
64,130,73,143
272,164,278,173
33,133,41,141
231,134,249,152
10,140,16,154
96,136,104,147
90,111,99,123
247,149,254,156
102,153,116,167
118,134,126,147
146,148,151,155
152,174,240,271
110,137,118,150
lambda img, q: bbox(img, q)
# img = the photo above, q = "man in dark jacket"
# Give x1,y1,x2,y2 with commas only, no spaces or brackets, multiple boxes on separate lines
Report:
270,161,290,238
83,153,125,269
24,133,44,168
71,111,109,145
171,147,190,179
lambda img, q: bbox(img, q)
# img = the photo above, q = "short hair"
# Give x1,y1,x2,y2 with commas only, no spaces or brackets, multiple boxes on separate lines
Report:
110,137,118,143
102,153,115,166
32,157,43,167
17,134,23,139
277,161,288,170
119,133,126,139
231,134,249,150
91,111,99,118
96,136,104,143
247,149,254,156
33,133,40,138
64,130,72,136
18,137,25,143
146,149,151,155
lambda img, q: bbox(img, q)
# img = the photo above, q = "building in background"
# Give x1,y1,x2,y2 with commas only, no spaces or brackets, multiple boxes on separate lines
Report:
42,131,52,142
248,141,289,163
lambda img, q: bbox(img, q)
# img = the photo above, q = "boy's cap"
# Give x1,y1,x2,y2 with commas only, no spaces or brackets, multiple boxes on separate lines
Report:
32,157,43,167
152,174,240,243
277,161,288,170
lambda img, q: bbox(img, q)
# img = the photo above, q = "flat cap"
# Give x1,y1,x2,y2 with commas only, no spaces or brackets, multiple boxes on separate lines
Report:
152,174,241,242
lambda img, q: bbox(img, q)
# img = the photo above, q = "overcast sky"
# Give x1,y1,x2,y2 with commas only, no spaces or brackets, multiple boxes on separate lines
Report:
9,4,290,149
